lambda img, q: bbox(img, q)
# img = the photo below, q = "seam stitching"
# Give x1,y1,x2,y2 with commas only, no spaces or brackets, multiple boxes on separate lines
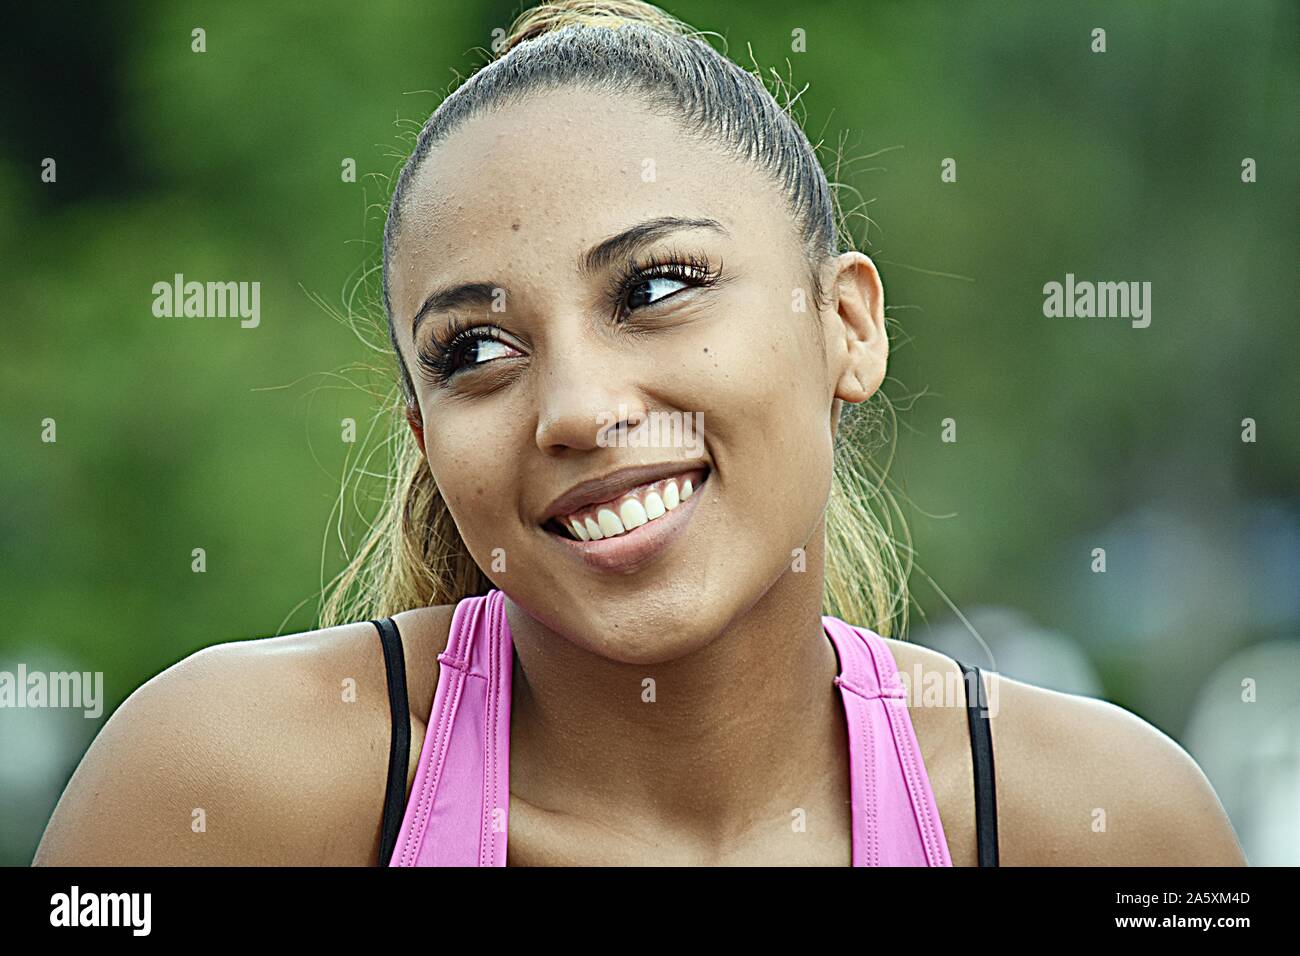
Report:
398,600,474,865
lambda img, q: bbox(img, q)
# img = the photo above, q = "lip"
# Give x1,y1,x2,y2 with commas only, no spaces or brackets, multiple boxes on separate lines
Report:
543,470,709,574
540,460,710,523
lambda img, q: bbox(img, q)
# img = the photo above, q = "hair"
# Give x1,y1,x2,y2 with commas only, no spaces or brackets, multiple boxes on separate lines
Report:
320,0,912,638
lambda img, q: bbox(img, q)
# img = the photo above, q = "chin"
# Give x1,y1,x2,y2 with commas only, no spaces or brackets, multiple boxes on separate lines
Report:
535,589,722,666
585,630,718,667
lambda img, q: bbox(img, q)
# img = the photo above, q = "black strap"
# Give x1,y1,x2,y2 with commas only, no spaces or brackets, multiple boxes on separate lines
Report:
955,659,999,867
372,617,411,867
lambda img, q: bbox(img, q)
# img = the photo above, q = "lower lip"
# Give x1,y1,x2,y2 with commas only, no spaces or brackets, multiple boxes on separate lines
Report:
543,475,709,574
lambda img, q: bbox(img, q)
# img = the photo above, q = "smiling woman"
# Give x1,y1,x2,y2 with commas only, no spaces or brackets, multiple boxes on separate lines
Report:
333,3,899,643
32,0,1247,870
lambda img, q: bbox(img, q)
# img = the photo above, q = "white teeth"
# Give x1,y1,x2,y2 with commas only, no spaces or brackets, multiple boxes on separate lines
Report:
663,480,680,510
597,508,625,537
620,498,648,530
643,491,666,519
556,471,705,541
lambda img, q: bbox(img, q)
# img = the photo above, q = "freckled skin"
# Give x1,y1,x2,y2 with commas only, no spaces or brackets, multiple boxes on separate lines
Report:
389,86,885,669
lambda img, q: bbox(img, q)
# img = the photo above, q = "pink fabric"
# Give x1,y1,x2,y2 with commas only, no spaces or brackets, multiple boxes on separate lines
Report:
388,588,511,866
389,588,952,866
822,613,953,866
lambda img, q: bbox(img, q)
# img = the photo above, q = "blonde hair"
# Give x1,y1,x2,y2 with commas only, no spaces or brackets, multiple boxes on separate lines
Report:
320,0,912,638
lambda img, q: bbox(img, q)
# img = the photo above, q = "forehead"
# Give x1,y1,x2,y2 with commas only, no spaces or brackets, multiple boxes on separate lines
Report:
387,85,797,319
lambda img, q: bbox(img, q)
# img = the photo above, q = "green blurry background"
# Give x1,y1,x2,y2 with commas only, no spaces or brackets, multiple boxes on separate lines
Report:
2,0,1297,865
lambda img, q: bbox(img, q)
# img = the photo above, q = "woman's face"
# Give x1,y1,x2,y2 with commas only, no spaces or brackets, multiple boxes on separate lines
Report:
388,85,885,664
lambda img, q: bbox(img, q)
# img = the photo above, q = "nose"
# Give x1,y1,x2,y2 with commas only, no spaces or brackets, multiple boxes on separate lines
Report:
533,348,649,455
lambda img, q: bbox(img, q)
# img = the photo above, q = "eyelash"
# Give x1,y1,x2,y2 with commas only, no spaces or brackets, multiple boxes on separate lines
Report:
415,249,723,385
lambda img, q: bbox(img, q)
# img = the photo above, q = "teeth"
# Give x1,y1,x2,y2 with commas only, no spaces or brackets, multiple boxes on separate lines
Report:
643,491,665,519
597,508,625,537
620,498,648,530
663,480,680,510
553,471,705,542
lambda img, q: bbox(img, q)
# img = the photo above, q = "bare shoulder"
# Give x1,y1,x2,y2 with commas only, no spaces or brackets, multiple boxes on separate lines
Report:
34,605,456,866
987,670,1247,865
883,637,1247,866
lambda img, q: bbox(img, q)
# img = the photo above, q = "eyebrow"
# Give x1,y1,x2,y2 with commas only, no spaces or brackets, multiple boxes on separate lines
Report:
409,216,729,337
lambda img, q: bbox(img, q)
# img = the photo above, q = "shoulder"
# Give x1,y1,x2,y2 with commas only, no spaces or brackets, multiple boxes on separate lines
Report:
987,670,1247,865
882,637,1247,866
34,605,457,866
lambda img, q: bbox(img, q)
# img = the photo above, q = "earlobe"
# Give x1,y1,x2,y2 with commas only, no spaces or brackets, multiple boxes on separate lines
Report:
405,403,425,448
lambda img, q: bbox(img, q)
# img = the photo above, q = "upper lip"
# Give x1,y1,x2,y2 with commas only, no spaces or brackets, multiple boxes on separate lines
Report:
540,461,709,523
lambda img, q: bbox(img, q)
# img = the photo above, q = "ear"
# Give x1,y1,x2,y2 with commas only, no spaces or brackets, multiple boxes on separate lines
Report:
405,402,425,449
827,251,887,403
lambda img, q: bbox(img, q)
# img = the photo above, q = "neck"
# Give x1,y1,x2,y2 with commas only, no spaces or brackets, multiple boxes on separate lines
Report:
503,538,846,850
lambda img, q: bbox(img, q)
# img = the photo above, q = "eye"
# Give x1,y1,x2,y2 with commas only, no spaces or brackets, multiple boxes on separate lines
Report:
613,250,722,320
456,335,515,367
417,318,522,386
625,273,690,311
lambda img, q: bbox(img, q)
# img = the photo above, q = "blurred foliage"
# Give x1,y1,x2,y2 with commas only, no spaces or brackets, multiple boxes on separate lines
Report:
1,0,1297,865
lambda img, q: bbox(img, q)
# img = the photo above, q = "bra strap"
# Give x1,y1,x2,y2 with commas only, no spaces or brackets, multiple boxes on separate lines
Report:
372,617,411,866
956,660,999,867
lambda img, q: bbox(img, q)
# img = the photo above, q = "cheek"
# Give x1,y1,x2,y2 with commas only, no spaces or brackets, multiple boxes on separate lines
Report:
680,286,829,446
698,290,835,532
422,414,521,540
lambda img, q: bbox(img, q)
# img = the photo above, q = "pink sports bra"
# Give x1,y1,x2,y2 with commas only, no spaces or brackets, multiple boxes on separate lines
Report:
370,588,998,866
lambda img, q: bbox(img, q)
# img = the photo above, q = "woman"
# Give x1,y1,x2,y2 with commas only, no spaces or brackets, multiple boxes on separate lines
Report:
35,0,1246,867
